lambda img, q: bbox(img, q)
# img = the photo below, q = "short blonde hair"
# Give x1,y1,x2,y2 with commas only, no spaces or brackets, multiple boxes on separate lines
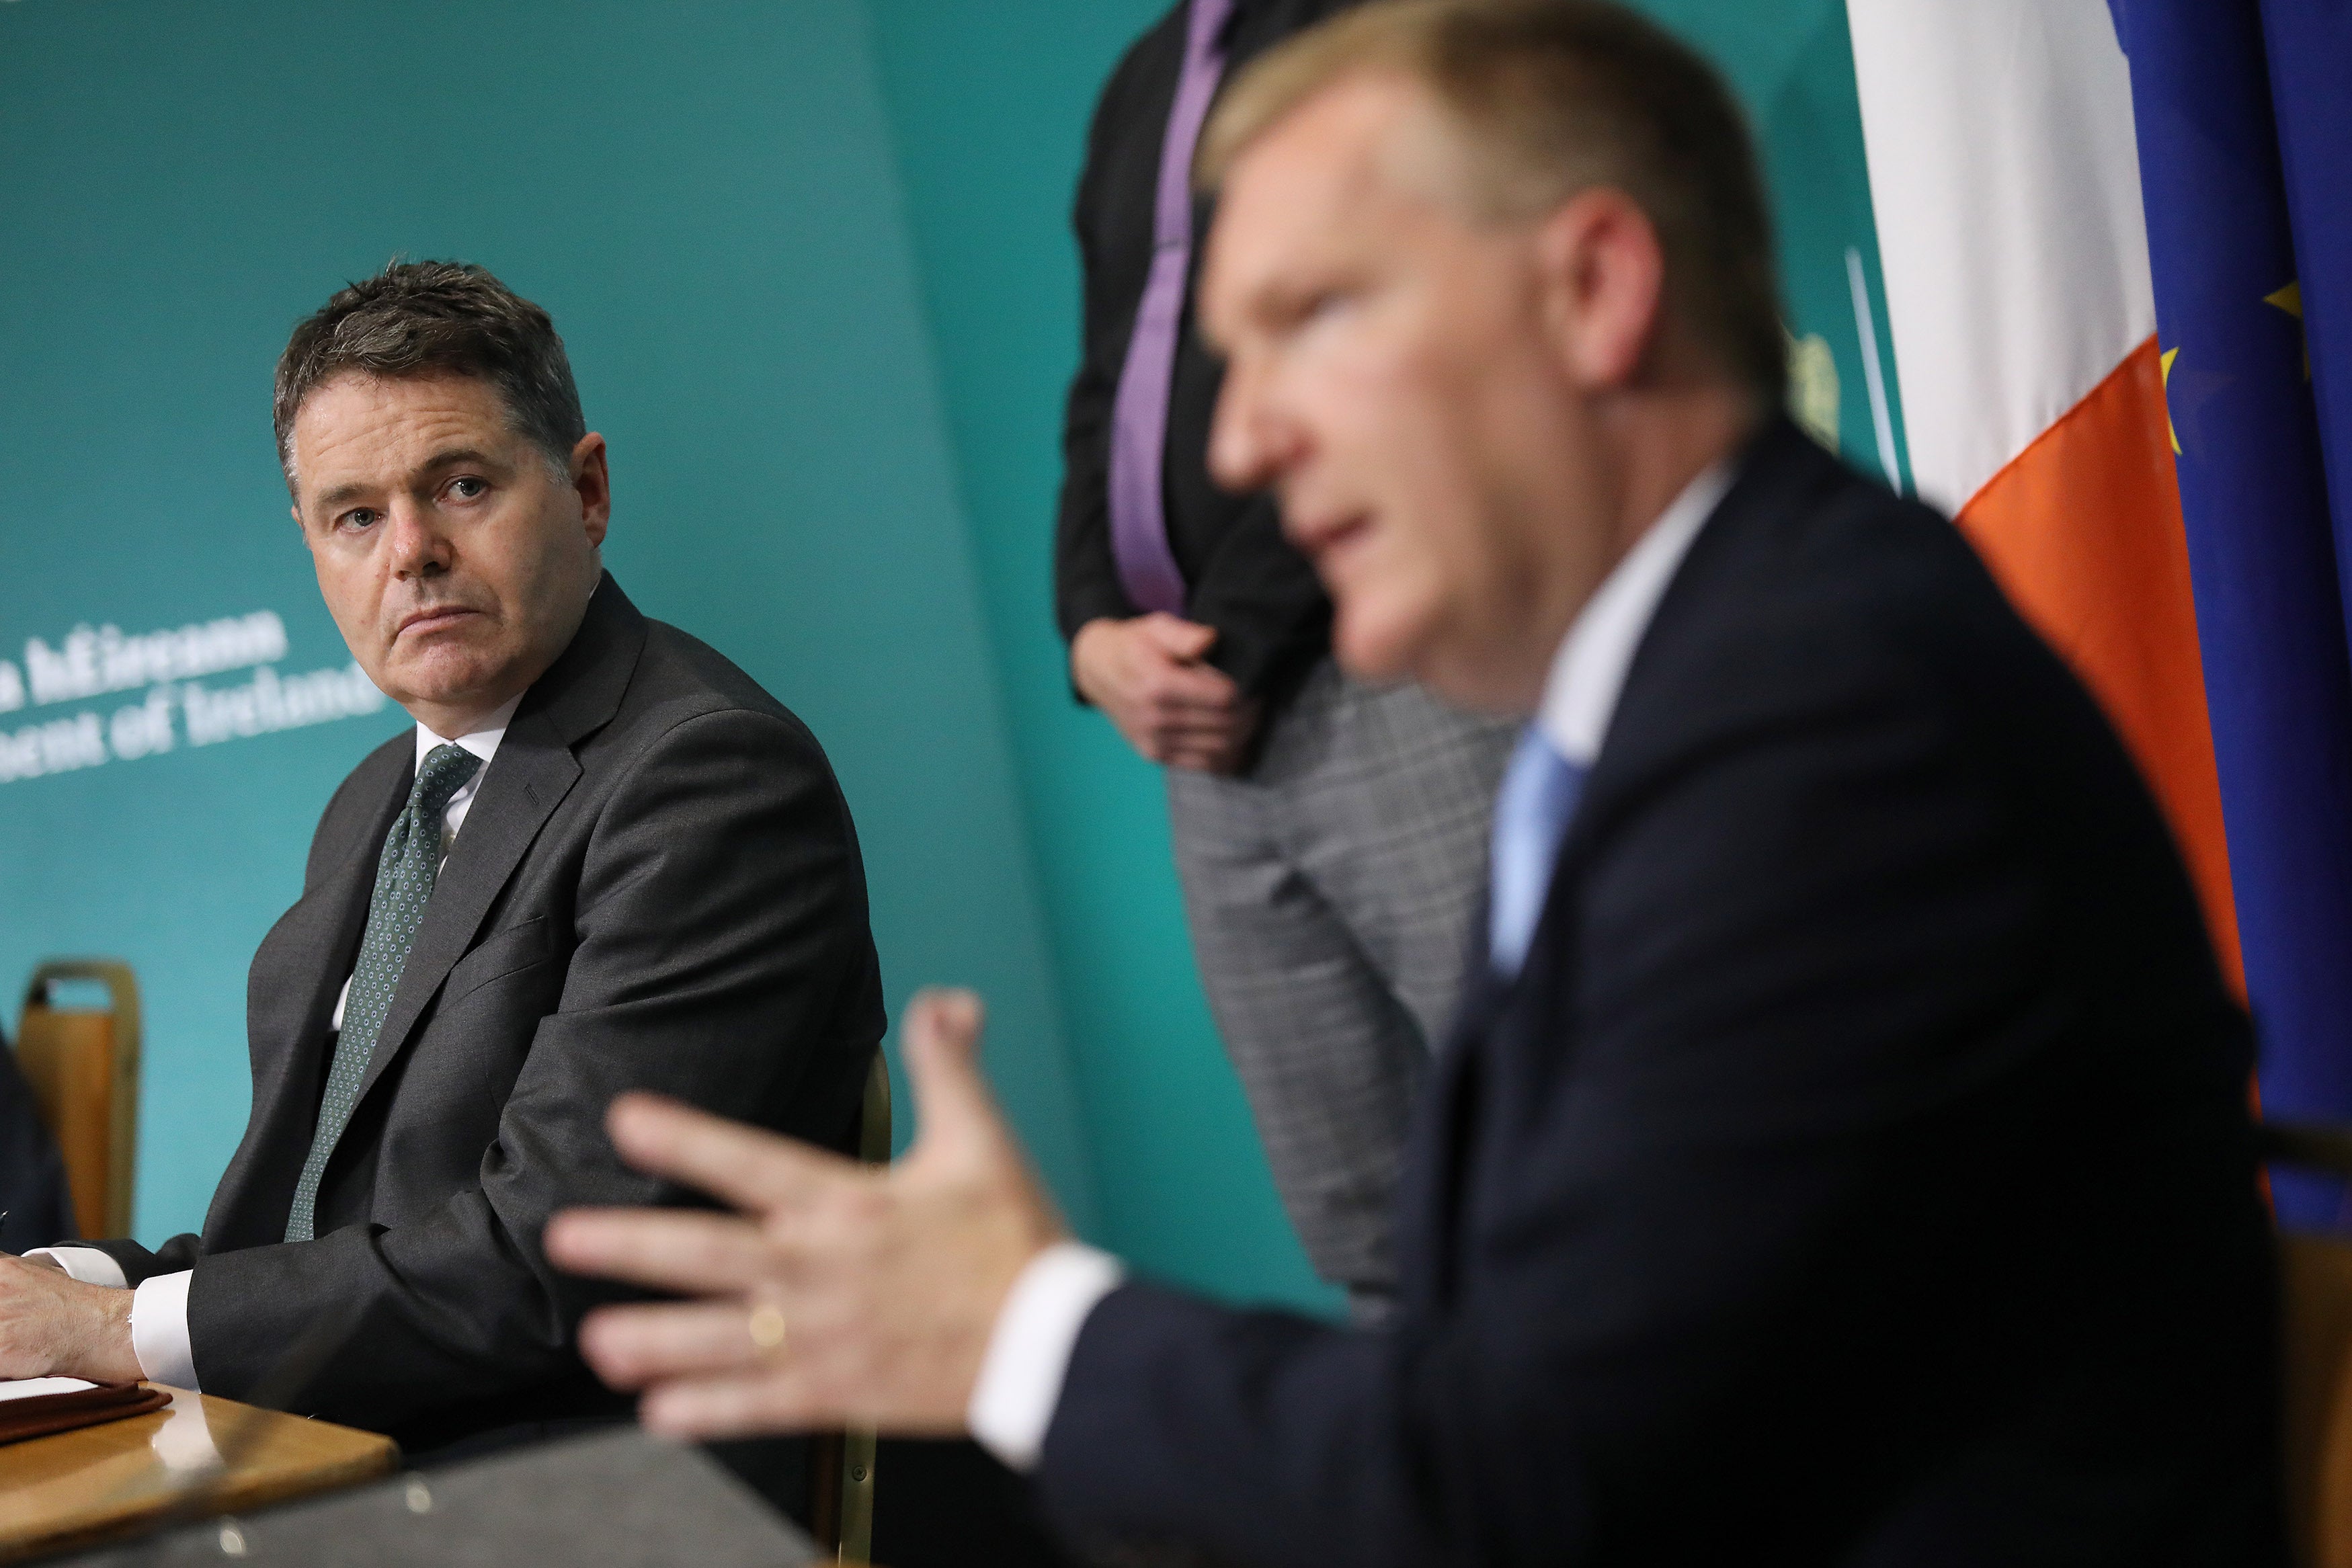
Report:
1199,0,1785,401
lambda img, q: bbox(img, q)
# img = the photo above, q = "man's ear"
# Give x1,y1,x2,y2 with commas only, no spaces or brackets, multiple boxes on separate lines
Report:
1533,187,1666,394
571,433,612,548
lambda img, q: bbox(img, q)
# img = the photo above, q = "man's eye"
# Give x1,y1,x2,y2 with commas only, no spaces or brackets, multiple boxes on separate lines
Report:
448,477,487,499
1304,290,1352,323
1271,290,1344,339
338,509,380,532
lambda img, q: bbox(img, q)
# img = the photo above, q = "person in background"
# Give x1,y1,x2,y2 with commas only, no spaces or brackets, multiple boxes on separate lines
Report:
550,3,2282,1563
0,1022,74,1253
1061,0,1513,1320
0,263,883,1501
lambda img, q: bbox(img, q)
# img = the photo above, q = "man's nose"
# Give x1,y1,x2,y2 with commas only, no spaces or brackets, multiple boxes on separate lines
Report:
1207,356,1291,495
386,499,454,579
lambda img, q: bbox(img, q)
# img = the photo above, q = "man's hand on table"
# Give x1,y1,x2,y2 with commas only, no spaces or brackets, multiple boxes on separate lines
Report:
0,1251,140,1383
1071,613,1262,774
546,989,1063,1440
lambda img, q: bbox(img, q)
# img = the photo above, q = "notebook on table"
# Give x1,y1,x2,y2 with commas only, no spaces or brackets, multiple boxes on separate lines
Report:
0,1378,171,1445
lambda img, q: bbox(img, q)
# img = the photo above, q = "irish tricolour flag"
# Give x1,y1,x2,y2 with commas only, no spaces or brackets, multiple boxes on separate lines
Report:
1845,0,2240,983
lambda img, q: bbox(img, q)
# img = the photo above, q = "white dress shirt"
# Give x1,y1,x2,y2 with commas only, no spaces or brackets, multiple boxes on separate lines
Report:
963,460,1736,1471
35,698,522,1391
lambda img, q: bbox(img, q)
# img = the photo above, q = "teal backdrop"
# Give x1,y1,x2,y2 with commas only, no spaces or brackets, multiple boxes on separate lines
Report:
0,0,1098,1250
1,0,1903,1312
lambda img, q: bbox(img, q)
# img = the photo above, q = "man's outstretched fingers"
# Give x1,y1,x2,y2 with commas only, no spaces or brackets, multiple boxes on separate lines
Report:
545,1207,778,1294
602,1091,854,1210
900,988,1009,1161
577,1298,778,1389
639,1368,827,1441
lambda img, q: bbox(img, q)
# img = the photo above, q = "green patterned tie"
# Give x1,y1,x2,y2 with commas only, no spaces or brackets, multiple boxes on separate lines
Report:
284,742,482,1243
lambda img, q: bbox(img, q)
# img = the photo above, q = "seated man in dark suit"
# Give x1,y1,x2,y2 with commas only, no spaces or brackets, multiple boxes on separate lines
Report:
0,261,883,1464
548,2,2282,1562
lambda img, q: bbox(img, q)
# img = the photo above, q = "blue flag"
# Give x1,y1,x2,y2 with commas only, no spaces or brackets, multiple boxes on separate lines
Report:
2113,0,2352,1229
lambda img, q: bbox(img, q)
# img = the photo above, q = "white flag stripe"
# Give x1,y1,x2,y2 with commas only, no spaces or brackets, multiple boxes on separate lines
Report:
1845,0,2154,516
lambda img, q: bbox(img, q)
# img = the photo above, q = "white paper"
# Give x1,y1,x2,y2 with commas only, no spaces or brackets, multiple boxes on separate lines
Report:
0,1376,98,1402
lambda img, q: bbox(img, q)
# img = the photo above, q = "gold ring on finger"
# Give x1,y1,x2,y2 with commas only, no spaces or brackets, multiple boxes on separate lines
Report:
747,1303,787,1356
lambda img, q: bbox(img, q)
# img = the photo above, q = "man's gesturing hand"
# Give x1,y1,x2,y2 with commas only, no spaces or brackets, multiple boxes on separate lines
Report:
545,989,1065,1440
1071,614,1261,774
0,1253,138,1383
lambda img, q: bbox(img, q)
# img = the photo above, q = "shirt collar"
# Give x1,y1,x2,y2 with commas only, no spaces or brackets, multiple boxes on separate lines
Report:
413,693,524,776
1535,460,1736,767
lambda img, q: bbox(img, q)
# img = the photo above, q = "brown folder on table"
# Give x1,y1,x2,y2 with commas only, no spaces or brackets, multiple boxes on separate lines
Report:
0,1380,169,1446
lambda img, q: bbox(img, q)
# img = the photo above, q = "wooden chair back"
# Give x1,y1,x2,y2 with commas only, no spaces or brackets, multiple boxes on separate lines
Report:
13,960,141,1240
807,1051,891,1562
2283,1231,2352,1568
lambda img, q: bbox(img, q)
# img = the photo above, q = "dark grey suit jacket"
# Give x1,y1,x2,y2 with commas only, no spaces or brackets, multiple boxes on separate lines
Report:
89,575,884,1452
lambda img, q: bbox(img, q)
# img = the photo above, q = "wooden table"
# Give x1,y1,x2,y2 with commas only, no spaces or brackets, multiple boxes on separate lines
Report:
0,1385,397,1561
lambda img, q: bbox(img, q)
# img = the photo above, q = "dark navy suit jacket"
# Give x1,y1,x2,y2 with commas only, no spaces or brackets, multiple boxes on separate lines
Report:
1037,421,2283,1565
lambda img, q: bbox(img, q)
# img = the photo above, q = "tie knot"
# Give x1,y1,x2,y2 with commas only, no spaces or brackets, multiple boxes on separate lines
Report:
414,743,483,820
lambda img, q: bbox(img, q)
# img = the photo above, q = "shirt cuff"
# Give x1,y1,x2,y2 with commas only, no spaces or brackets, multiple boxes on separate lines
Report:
130,1270,199,1391
965,1241,1123,1473
28,1247,127,1289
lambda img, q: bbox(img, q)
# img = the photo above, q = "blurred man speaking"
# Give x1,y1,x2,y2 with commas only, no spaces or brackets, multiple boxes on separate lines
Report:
550,4,2282,1563
0,261,883,1468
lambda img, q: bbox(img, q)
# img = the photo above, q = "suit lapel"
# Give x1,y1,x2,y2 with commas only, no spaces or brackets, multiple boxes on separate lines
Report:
1404,952,1505,1314
1402,421,1830,1307
353,715,581,1105
352,574,647,1108
1534,419,1826,924
213,739,409,1243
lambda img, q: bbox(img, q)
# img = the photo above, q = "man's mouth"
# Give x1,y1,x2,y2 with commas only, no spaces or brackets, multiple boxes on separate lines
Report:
1294,510,1373,572
395,606,482,641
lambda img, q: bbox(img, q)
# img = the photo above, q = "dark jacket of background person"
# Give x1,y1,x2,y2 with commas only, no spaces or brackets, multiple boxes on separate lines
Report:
1036,423,2284,1566
0,1026,75,1253
78,578,885,1454
1055,0,1358,729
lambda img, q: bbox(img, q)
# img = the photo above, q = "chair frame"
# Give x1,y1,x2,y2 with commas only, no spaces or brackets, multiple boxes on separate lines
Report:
17,958,141,1239
2261,1118,2352,1568
807,1051,891,1562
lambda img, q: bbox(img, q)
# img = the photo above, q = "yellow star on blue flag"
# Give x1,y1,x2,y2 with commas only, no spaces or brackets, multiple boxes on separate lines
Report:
2266,280,2308,378
2161,345,2182,454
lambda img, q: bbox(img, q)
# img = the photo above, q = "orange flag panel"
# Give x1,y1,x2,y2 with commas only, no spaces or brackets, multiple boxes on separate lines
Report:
1953,334,2243,990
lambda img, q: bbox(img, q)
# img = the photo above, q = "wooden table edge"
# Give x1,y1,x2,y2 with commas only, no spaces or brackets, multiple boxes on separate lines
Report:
1,1388,399,1564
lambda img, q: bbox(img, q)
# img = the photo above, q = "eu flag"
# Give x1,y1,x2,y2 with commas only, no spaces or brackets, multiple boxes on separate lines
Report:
2112,0,2352,1230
